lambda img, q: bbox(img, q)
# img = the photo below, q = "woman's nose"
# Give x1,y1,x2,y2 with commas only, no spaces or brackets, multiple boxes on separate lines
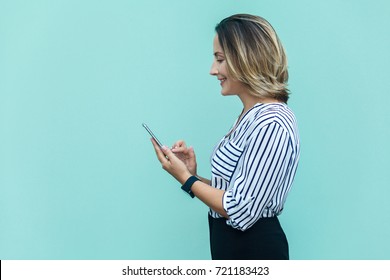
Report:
210,61,218,76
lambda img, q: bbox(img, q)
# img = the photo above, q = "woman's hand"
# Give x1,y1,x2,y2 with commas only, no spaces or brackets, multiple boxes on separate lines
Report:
151,138,227,217
171,140,198,176
151,139,192,184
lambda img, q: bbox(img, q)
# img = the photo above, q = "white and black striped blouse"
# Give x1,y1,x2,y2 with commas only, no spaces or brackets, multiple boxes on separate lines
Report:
210,103,300,231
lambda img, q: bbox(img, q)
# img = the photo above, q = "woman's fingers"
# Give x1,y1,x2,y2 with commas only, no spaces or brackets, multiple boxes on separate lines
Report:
151,138,169,163
188,146,196,159
151,138,178,166
171,140,187,152
150,138,192,184
171,140,190,162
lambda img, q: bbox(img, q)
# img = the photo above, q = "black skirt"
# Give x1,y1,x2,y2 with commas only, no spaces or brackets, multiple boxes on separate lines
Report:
208,215,289,260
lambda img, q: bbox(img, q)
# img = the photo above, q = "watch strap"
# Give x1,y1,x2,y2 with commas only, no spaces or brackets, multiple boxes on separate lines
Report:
181,176,199,198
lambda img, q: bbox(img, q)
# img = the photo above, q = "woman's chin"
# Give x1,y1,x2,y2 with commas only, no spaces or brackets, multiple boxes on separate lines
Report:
220,90,235,96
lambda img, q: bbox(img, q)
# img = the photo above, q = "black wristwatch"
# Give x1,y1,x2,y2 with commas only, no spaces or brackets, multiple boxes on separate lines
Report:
181,176,200,198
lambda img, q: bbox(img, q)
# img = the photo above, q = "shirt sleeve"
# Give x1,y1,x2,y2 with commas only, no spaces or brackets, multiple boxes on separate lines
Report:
222,121,292,231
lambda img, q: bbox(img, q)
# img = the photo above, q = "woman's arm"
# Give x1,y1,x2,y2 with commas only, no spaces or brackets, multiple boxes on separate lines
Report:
194,176,211,185
190,180,228,218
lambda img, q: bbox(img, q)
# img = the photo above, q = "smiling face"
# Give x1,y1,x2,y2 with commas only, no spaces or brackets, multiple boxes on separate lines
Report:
210,35,247,96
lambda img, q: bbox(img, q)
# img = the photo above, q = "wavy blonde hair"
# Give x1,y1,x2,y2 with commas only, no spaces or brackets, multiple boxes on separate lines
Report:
215,14,289,103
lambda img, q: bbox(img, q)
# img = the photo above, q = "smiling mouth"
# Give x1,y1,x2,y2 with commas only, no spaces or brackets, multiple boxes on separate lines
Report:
219,78,226,85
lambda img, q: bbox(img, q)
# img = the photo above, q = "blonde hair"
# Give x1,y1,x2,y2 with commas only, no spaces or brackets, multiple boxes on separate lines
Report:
215,14,289,103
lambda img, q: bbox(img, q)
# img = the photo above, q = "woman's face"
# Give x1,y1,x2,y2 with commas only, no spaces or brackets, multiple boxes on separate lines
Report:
210,35,247,96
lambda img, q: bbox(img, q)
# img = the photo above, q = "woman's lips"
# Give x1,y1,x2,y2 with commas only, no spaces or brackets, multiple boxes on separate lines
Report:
219,78,226,85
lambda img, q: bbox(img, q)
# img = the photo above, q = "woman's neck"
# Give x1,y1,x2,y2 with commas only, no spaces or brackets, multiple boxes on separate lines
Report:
238,93,280,114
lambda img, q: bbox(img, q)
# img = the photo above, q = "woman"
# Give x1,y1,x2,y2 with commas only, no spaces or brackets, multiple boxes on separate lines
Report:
151,14,300,260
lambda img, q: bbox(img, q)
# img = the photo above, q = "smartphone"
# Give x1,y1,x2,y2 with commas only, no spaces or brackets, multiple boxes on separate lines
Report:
142,123,163,148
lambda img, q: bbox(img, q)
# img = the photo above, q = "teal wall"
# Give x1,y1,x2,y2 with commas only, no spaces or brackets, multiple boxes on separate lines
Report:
1,0,389,259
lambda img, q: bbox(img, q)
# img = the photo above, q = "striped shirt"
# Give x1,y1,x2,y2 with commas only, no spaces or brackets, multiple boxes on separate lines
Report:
210,103,300,231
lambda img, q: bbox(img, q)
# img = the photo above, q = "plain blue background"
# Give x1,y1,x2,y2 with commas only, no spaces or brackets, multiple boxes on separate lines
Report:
1,0,389,259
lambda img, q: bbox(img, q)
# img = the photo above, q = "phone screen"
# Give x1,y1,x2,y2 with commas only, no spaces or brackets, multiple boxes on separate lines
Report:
142,123,163,148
